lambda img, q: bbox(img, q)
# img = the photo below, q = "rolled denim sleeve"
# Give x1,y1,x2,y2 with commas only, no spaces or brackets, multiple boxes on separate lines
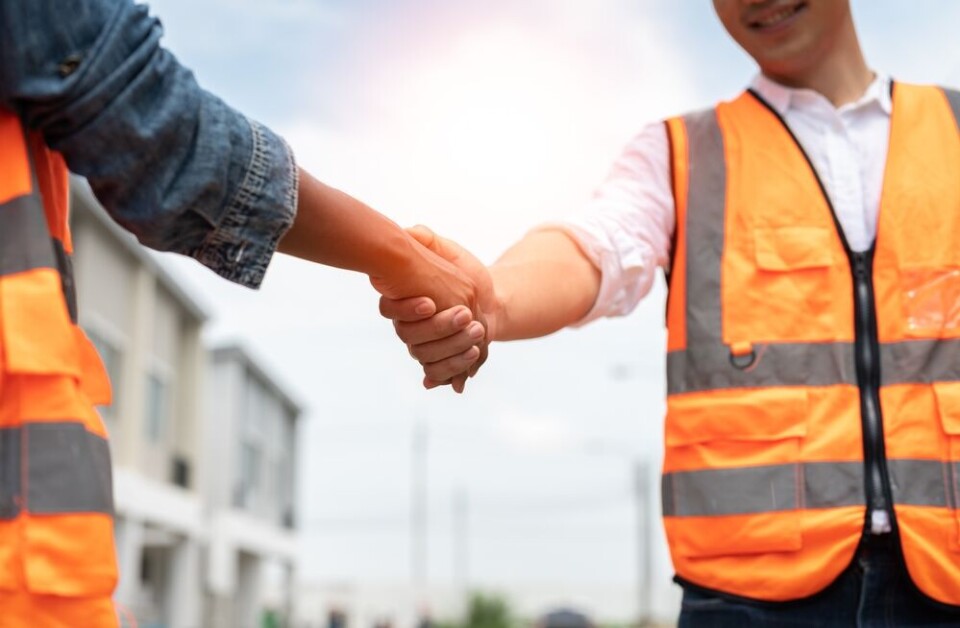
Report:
0,0,297,288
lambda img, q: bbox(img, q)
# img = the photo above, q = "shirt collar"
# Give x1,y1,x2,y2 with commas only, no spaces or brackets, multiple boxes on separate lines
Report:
749,72,893,116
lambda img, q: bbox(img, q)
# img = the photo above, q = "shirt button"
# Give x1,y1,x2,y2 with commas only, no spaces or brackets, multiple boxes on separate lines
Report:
58,54,83,78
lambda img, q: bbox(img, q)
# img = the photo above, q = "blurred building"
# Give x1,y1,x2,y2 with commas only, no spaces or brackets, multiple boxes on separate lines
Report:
70,181,301,628
72,182,207,627
204,344,301,627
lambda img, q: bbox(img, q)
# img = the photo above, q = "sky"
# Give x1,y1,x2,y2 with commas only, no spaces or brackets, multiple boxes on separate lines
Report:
140,0,960,618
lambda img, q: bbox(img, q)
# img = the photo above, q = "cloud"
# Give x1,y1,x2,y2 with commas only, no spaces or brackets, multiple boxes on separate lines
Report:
494,409,579,454
277,0,702,262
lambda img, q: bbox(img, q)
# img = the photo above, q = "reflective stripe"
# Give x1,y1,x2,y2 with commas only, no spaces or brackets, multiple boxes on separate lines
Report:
0,428,19,520
943,88,960,133
888,458,960,509
0,193,56,276
882,339,960,387
668,338,960,394
26,422,113,516
667,341,856,395
682,109,727,350
0,423,113,518
662,461,865,517
663,459,960,517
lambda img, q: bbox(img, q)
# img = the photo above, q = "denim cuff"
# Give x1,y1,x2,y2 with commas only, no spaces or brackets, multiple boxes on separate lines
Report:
192,117,298,289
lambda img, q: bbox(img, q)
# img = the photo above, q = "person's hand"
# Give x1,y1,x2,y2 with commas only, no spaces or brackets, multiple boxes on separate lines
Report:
364,226,484,392
379,226,499,391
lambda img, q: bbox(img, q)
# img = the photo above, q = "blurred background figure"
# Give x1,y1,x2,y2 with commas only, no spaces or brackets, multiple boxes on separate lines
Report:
329,606,349,628
535,608,594,628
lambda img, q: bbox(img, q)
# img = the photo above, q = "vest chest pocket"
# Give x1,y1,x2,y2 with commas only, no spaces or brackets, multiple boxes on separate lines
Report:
728,227,838,343
900,268,960,338
663,389,808,558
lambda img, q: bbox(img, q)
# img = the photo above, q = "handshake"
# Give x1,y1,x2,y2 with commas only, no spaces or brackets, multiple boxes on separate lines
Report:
373,225,498,394
283,169,599,385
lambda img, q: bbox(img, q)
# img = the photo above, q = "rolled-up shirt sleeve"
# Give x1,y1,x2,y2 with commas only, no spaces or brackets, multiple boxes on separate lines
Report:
0,0,296,288
537,121,675,325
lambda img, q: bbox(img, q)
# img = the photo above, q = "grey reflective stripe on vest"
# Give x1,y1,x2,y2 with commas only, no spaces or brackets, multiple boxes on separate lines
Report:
0,428,19,519
682,108,727,350
0,193,56,276
669,335,960,394
882,338,960,386
668,341,857,395
663,458,960,517
888,458,960,509
662,461,865,517
0,423,113,519
943,88,960,133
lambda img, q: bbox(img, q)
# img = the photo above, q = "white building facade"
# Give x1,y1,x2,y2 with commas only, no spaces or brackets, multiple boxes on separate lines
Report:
70,182,301,628
205,345,302,628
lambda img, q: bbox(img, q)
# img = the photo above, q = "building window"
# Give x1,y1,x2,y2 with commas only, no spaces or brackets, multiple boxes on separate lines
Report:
145,372,168,443
237,441,261,509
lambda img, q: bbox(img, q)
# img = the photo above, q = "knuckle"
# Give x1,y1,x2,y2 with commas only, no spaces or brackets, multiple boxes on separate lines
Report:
433,313,452,335
423,364,447,381
410,345,433,363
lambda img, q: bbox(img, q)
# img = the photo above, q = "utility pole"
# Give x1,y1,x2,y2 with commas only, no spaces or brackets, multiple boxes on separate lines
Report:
453,487,469,606
634,460,652,627
412,421,429,600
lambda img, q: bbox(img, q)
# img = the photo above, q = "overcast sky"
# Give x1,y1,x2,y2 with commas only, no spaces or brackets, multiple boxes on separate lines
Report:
141,0,960,613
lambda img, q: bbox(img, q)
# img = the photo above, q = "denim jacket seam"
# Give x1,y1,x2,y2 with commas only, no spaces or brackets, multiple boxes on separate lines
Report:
192,117,296,288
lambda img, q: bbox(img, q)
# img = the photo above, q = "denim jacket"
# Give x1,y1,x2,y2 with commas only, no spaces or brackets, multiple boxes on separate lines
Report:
0,0,297,288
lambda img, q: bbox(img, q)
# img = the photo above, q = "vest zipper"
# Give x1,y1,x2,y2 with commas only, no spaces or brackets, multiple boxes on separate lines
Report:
851,250,893,534
745,89,895,536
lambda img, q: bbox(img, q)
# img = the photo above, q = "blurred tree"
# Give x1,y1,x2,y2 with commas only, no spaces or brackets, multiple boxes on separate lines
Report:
261,609,281,628
437,593,516,628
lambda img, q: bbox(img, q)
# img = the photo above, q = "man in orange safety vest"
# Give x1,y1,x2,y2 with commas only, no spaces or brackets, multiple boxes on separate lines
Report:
380,1,960,625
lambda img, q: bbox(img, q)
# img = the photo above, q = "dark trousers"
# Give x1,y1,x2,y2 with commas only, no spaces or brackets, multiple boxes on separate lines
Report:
678,534,960,627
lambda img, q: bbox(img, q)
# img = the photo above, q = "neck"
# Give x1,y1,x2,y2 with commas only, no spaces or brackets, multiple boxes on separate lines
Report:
765,21,873,107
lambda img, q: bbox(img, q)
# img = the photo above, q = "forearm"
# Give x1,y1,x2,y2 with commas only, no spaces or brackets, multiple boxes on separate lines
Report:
489,229,601,341
278,170,417,280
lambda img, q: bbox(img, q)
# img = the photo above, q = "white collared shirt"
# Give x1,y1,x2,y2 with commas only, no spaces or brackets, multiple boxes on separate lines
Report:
552,73,893,324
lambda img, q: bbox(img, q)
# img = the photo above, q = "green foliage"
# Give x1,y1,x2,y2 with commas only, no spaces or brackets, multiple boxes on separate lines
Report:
441,593,517,628
261,609,281,628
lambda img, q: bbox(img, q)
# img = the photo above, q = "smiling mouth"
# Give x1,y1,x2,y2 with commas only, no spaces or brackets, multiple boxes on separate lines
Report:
748,2,808,30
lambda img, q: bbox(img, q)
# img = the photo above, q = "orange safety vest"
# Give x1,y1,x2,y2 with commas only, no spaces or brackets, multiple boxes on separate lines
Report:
662,83,960,605
0,110,118,627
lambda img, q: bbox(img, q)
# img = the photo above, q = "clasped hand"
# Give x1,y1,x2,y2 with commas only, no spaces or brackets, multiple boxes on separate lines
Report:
376,226,496,393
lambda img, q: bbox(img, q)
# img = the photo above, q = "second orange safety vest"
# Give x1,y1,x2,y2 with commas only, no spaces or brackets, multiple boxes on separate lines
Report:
0,109,118,627
661,82,960,605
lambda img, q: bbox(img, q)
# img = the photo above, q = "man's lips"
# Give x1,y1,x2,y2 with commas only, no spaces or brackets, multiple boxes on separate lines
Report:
748,1,808,31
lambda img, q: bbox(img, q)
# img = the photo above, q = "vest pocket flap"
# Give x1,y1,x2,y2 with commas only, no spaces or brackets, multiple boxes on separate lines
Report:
666,389,808,447
934,382,960,435
0,269,80,376
754,227,834,271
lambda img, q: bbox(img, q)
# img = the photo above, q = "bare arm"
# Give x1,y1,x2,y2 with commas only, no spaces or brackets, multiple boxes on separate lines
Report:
486,229,601,341
279,169,482,315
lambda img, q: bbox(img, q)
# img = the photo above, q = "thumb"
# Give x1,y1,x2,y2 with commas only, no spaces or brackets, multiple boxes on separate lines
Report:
406,224,465,264
406,224,437,248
